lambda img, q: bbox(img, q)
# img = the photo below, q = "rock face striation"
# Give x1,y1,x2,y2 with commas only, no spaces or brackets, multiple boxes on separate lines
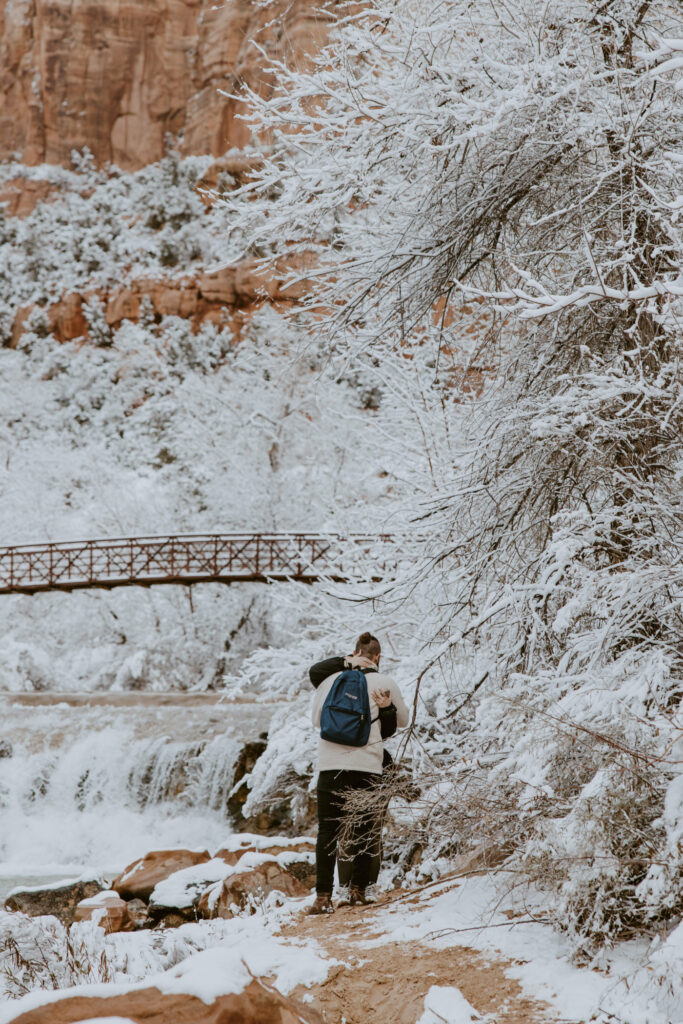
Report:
0,0,330,170
10,258,299,347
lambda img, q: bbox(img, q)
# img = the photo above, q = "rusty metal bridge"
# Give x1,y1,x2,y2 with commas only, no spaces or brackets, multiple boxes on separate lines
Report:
0,534,395,595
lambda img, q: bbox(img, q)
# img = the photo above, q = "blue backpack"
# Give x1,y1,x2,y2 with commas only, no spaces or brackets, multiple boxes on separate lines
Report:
320,669,378,747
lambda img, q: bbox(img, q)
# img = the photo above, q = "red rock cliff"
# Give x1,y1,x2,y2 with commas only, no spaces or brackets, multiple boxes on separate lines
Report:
0,0,330,169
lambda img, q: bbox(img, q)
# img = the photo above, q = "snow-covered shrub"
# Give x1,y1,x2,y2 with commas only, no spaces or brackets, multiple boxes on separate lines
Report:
0,151,235,313
82,295,112,347
523,764,678,956
0,911,247,1000
0,914,113,997
595,919,683,1024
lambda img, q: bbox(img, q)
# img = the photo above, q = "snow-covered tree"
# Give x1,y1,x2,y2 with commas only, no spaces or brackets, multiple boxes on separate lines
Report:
227,0,683,949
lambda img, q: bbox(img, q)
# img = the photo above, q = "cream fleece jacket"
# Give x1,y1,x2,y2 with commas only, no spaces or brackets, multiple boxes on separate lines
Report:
312,670,410,775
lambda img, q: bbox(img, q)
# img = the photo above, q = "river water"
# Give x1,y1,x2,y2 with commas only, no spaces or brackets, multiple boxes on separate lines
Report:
0,693,283,900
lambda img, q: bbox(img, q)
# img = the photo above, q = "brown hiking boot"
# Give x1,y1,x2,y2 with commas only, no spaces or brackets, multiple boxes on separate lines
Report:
307,893,334,915
349,885,373,906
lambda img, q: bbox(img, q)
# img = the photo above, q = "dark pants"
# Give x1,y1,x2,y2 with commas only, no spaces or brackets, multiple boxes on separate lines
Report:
338,752,394,887
316,769,378,894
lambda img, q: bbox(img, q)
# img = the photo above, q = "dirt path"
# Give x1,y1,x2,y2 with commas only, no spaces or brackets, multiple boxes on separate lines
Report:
287,896,566,1024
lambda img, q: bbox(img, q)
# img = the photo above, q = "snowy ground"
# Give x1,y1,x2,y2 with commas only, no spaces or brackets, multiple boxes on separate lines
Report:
1,871,680,1023
367,877,683,1024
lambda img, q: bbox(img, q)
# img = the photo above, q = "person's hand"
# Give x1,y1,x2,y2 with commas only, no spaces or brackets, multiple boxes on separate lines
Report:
372,688,392,708
345,654,376,670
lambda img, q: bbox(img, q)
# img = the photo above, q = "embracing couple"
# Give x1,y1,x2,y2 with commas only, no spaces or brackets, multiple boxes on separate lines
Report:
307,631,409,914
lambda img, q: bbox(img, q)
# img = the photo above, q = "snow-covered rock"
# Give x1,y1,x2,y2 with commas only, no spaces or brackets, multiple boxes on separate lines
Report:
214,834,316,863
149,858,238,917
112,850,210,902
4,877,104,926
73,891,129,934
198,862,309,920
149,846,314,919
1,979,322,1024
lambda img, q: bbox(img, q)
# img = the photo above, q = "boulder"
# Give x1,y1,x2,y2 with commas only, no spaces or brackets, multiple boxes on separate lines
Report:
214,848,249,867
4,878,103,926
122,897,150,931
284,860,317,890
152,284,199,319
10,257,290,347
112,849,210,901
197,880,229,920
5,979,322,1024
73,890,129,933
215,839,315,863
0,739,12,758
106,286,141,327
214,840,316,889
199,863,309,920
196,154,264,205
153,909,195,929
10,306,33,349
148,858,235,919
234,260,280,303
235,791,318,835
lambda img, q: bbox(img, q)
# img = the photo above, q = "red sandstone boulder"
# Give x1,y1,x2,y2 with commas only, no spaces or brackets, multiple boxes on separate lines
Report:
283,859,317,890
73,890,129,933
5,979,322,1024
112,849,210,901
214,848,248,867
215,840,315,863
197,880,231,919
213,840,317,891
106,286,141,326
9,261,287,348
198,862,309,920
214,842,316,889
196,154,264,206
154,283,200,319
234,259,281,302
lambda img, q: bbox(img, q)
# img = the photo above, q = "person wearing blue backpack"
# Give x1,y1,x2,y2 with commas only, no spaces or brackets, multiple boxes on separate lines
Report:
307,631,409,914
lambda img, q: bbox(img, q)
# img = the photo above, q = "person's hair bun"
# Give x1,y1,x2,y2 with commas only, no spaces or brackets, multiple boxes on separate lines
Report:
355,631,381,656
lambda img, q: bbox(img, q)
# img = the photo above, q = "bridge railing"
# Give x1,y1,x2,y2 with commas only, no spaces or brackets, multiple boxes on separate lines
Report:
0,533,396,594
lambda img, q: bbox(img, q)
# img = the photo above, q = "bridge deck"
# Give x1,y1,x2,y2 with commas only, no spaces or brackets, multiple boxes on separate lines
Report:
0,534,394,595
